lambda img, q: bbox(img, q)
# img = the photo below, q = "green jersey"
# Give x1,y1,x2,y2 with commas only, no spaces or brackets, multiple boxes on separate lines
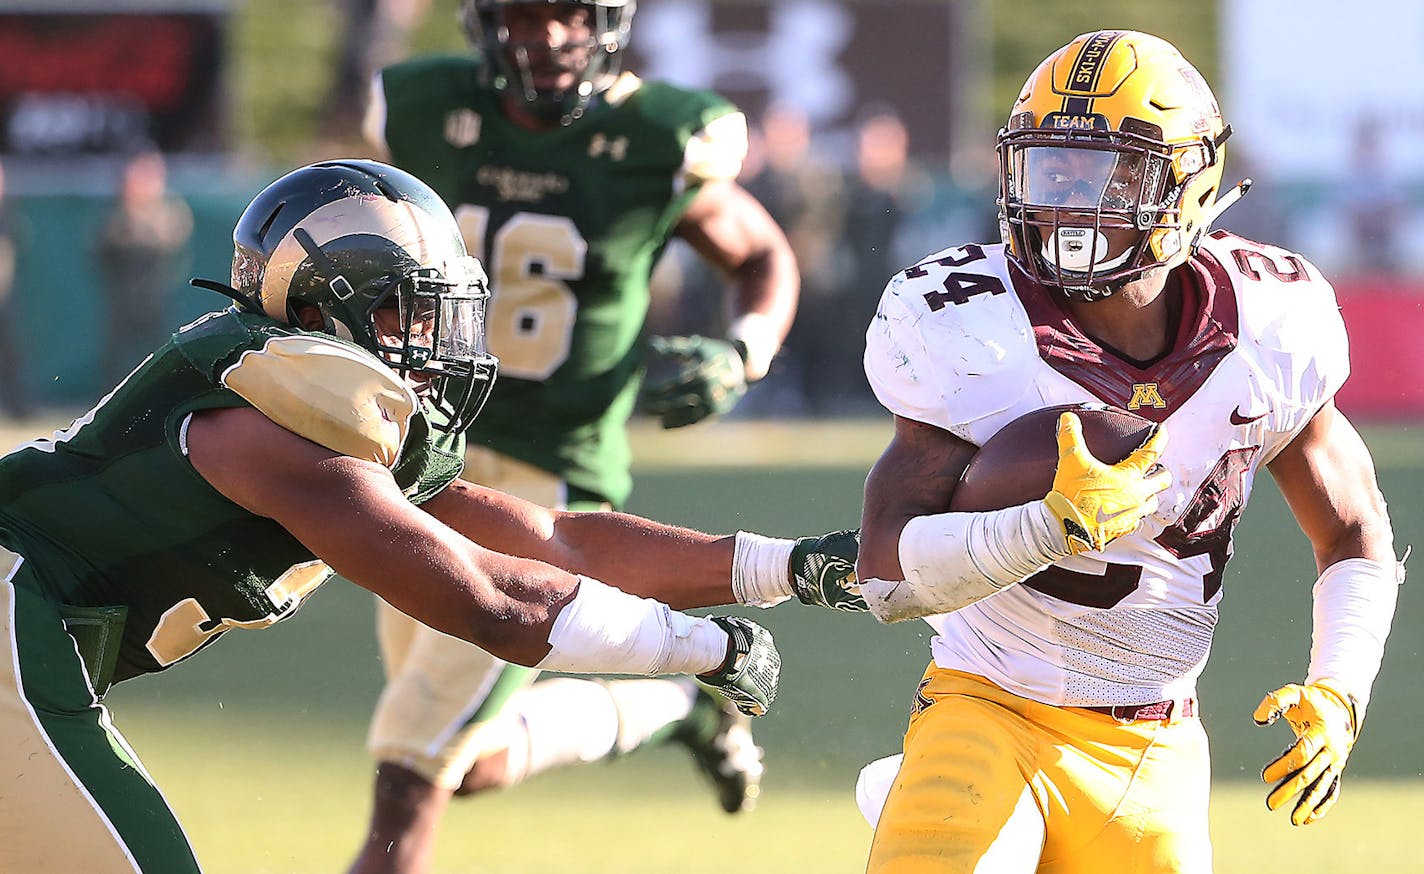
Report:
373,56,747,506
0,309,464,683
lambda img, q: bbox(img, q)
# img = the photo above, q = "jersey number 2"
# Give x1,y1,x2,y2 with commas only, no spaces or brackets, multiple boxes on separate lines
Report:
457,205,588,380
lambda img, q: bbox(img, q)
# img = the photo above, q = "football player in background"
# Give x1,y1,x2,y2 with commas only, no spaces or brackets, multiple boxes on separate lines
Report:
854,31,1401,871
0,159,855,873
349,2,821,871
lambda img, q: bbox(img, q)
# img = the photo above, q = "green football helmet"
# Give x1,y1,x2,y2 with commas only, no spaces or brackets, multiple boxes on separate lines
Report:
204,159,499,433
461,0,635,125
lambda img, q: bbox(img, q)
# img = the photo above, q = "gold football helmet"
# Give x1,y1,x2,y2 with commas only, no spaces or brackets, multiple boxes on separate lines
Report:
997,30,1238,299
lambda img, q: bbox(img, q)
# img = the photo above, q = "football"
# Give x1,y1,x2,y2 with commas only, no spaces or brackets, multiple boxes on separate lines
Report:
949,404,1156,512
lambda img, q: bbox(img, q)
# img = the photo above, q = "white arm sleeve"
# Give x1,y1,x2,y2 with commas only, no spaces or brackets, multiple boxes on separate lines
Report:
731,531,796,607
535,577,729,676
861,501,1070,623
1306,556,1404,718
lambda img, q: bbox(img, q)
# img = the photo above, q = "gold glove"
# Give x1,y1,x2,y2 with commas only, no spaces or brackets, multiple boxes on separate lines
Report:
1042,412,1170,554
1253,681,1359,826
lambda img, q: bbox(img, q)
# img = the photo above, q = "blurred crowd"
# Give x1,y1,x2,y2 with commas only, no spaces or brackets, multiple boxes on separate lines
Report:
0,150,193,420
641,107,1423,420
0,1,1418,423
1215,115,1417,280
1,110,1416,424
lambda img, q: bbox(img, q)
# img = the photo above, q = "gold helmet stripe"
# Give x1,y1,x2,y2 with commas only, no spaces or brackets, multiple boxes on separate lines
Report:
259,196,464,321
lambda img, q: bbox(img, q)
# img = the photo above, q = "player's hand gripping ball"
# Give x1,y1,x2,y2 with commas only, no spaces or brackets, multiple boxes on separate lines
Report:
950,403,1170,554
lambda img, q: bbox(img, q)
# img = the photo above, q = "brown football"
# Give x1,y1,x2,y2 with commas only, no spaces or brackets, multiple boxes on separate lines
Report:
949,404,1156,512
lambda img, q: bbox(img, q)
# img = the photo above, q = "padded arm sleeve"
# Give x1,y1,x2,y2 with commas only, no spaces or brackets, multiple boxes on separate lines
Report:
1306,556,1404,718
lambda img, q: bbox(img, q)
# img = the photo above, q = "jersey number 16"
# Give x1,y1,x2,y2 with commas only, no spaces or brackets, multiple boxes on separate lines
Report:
457,205,589,380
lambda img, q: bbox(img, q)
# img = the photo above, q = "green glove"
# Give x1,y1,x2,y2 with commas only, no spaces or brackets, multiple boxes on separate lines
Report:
699,616,780,717
791,529,867,611
639,335,749,429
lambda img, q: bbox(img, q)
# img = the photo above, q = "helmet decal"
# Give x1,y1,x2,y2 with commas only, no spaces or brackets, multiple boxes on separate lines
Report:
1060,30,1129,99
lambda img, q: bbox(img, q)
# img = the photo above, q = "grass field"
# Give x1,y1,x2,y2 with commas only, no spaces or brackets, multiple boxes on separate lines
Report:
5,415,1423,871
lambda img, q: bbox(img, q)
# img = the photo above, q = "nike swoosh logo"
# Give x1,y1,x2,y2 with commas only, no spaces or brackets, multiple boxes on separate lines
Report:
1230,407,1266,426
1094,506,1133,525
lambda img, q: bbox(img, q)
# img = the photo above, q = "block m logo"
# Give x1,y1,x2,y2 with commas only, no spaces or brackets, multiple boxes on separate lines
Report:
1127,383,1166,410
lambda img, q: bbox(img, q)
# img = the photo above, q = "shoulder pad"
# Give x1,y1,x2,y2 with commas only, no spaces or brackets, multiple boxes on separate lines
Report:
380,54,480,92
1201,233,1348,381
602,72,643,107
1199,234,1348,445
595,80,742,187
864,244,1040,436
632,80,737,126
220,335,418,468
376,55,483,129
681,110,748,186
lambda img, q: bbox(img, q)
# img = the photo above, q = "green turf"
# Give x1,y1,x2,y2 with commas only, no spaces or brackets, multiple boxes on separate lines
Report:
106,712,1424,873
41,419,1424,870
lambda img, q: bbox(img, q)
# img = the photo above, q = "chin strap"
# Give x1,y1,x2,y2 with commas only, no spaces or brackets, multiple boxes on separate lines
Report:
1199,178,1253,235
190,278,263,314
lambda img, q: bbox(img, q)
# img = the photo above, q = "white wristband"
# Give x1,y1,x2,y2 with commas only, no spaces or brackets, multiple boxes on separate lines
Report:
1305,556,1404,717
536,577,730,676
731,531,796,607
863,501,1069,623
727,312,780,382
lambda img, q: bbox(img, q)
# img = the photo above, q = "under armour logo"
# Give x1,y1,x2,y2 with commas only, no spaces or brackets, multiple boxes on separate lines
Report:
634,0,854,125
588,133,629,160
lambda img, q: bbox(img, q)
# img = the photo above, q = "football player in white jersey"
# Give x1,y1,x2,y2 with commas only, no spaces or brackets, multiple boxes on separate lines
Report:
855,30,1402,872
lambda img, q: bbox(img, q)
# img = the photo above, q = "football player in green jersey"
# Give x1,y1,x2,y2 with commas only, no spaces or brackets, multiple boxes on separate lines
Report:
350,2,815,871
0,159,857,873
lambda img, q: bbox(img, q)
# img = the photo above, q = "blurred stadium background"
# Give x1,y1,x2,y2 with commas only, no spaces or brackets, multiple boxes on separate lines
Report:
1,0,1421,871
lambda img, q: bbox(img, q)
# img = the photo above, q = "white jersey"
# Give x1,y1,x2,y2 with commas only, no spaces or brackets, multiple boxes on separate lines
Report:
863,234,1348,707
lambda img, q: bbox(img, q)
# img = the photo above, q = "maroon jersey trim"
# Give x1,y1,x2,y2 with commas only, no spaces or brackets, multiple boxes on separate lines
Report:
1013,251,1240,422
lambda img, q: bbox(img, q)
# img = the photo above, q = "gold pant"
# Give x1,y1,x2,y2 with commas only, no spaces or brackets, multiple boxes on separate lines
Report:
867,666,1212,873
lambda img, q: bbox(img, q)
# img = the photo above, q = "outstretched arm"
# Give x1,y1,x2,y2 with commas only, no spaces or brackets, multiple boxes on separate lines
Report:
421,477,735,610
424,478,864,612
185,406,793,715
186,406,578,667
